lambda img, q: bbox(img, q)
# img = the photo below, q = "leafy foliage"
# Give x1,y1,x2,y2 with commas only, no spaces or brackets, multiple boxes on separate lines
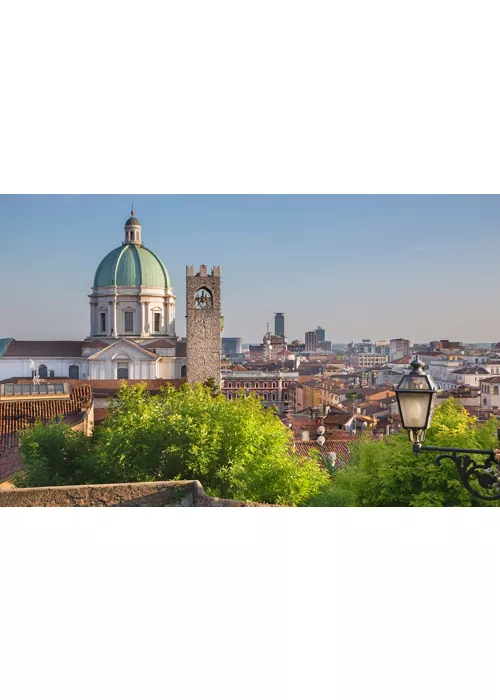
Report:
18,383,329,506
305,399,500,507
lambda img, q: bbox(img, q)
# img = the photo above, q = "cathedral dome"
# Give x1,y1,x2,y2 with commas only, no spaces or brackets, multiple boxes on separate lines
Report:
93,244,171,288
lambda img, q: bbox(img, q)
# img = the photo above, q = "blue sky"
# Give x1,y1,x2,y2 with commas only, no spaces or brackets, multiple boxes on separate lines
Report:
1,194,499,343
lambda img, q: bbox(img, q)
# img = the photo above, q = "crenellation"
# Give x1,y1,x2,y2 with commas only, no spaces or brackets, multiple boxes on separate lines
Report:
197,264,208,277
186,265,194,277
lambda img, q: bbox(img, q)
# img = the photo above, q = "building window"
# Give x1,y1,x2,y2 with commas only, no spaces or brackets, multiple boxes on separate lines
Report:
236,383,240,389
245,382,250,389
254,382,259,388
272,393,277,401
39,364,48,378
228,383,232,388
494,386,499,395
483,398,487,406
100,313,106,333
263,393,268,401
284,382,288,387
181,365,187,378
272,382,276,388
69,365,79,379
49,370,55,378
124,312,134,333
154,313,161,332
117,364,129,379
284,393,288,400
228,393,232,400
264,382,268,388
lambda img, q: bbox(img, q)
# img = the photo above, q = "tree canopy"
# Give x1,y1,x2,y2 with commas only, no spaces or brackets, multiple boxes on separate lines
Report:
17,383,329,506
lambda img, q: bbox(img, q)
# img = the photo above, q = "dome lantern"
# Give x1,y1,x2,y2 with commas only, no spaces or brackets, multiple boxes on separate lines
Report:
124,210,142,245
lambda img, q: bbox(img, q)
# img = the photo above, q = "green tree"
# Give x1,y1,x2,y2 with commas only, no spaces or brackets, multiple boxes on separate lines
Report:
18,383,329,506
306,398,500,507
16,420,97,488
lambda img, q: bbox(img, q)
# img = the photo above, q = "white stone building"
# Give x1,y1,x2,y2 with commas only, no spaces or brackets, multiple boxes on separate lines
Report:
0,212,187,381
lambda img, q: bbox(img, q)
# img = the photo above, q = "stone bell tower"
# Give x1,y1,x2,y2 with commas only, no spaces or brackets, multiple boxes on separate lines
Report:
186,265,222,384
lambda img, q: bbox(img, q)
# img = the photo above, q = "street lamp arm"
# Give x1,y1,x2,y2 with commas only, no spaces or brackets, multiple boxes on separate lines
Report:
414,444,500,501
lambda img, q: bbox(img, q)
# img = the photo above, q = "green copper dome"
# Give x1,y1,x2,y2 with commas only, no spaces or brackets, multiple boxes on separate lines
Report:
94,244,171,288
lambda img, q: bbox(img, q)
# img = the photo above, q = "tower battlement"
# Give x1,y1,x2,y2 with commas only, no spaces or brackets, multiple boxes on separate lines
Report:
186,265,221,278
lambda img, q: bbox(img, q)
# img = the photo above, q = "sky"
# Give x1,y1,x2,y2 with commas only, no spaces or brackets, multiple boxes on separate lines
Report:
1,194,499,344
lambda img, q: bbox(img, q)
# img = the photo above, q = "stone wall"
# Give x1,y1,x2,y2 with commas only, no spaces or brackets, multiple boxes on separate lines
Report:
0,480,274,507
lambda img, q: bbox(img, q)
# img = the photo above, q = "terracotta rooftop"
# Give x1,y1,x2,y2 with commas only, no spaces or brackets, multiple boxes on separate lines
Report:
0,384,92,453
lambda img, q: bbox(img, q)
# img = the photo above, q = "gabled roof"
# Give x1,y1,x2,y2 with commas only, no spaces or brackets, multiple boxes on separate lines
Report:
294,440,352,464
2,340,84,358
87,337,159,360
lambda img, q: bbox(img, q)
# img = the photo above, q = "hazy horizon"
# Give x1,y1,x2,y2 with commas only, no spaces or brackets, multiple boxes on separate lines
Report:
1,194,499,344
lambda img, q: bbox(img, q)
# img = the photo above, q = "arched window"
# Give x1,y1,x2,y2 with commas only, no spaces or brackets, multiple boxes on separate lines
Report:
254,382,259,388
227,393,232,400
130,231,135,241
272,382,276,388
272,393,277,401
236,383,240,389
228,382,232,388
264,382,268,388
69,365,79,379
245,382,250,389
263,393,268,401
39,365,48,378
181,365,187,378
284,393,288,400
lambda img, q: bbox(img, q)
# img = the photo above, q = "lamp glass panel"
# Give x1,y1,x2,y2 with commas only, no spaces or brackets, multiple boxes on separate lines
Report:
398,391,432,430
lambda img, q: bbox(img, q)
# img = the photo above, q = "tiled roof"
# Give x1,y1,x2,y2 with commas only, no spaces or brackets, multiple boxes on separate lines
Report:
3,340,85,358
1,378,186,399
142,339,177,349
175,341,187,357
0,385,92,453
479,376,500,384
93,408,110,423
451,366,489,375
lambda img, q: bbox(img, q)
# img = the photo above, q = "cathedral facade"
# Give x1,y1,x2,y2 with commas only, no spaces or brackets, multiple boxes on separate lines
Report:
0,212,221,383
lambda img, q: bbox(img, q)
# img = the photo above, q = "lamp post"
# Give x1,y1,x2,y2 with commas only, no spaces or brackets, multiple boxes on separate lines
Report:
395,356,500,501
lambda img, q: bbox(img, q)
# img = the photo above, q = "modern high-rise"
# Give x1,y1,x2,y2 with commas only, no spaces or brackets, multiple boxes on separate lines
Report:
274,313,285,337
315,326,326,343
305,331,318,351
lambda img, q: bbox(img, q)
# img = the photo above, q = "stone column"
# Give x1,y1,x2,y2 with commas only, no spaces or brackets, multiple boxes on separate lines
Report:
139,301,145,337
90,301,97,336
113,299,118,337
145,301,150,335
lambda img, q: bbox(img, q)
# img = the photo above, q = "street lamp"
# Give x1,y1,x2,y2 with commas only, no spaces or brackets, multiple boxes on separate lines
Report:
395,356,500,501
395,356,437,445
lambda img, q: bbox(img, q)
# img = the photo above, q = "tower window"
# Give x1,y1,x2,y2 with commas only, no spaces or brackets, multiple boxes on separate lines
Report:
130,231,135,241
124,312,134,333
100,313,106,332
154,313,161,332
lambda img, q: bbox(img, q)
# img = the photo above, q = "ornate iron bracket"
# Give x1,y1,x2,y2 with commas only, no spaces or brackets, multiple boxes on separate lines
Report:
413,444,500,501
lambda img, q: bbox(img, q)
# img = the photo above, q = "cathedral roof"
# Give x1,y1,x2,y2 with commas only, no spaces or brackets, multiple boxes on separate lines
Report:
93,244,171,288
